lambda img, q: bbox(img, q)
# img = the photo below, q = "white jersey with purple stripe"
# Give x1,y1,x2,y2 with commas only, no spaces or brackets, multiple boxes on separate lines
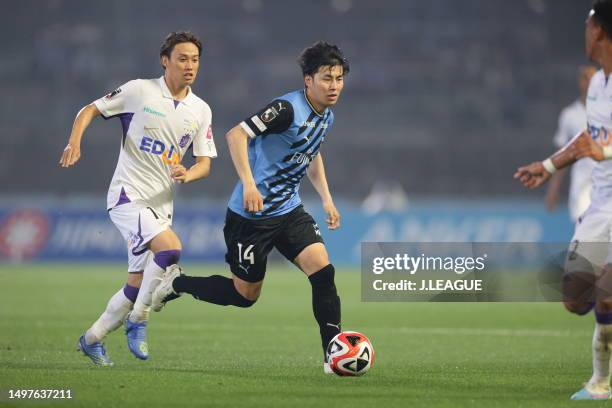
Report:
586,70,612,212
93,76,217,219
228,90,334,218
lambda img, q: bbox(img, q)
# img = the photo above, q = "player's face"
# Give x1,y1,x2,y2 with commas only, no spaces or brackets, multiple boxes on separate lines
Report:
305,65,345,109
162,42,200,87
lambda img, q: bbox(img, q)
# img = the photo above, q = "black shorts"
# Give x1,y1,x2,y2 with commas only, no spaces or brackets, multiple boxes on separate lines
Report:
223,205,324,282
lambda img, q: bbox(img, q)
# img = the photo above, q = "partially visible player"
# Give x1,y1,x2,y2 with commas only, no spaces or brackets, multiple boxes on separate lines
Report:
59,31,217,366
514,1,612,399
152,41,348,373
545,65,597,222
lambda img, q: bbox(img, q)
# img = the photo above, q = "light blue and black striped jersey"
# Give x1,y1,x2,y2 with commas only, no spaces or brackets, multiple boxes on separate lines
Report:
228,89,334,218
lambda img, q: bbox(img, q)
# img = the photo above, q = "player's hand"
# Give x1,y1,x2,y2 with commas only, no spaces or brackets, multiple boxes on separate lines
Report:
571,131,604,161
323,200,340,230
513,161,551,189
171,164,189,183
243,183,264,213
59,141,81,167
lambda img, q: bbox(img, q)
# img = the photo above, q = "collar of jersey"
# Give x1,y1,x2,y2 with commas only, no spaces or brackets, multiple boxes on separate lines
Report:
158,76,196,106
303,89,326,117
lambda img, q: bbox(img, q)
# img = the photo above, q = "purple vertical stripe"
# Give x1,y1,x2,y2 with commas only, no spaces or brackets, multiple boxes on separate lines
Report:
118,113,134,146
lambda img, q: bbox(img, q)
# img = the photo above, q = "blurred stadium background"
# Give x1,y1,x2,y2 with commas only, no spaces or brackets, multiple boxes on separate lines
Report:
0,0,587,264
0,2,600,406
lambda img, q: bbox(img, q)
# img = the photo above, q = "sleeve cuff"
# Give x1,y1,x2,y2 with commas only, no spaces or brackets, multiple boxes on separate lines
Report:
240,121,256,138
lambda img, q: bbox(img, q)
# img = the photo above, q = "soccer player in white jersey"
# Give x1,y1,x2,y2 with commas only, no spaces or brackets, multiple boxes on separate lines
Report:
514,1,612,399
59,31,217,366
546,66,597,222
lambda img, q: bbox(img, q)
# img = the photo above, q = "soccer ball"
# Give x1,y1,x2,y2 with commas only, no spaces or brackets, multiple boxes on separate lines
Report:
326,331,374,376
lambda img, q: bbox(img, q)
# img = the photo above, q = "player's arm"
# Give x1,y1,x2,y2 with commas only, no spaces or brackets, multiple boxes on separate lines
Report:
61,80,140,168
171,156,211,184
226,125,263,212
59,103,101,167
228,99,294,213
307,153,340,230
513,130,597,189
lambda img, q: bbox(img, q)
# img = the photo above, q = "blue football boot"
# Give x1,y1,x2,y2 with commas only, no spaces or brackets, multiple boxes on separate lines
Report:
77,335,113,367
570,386,611,400
124,316,149,360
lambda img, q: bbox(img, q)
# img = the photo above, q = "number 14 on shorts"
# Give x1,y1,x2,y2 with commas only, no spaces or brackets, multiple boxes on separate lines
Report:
237,243,255,265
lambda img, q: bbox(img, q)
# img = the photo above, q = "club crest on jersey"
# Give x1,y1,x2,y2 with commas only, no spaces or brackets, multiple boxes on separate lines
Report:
139,136,181,165
105,88,122,99
179,134,191,148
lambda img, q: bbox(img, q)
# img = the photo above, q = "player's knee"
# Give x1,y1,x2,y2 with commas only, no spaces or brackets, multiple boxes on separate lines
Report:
234,292,257,308
564,301,594,316
308,264,337,293
296,243,329,274
154,249,181,269
232,283,258,308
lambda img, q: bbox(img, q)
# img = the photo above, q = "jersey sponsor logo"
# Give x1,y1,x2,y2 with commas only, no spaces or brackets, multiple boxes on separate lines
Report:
587,95,597,102
143,106,166,118
290,151,316,165
299,121,329,129
105,88,122,99
587,123,612,146
139,136,181,165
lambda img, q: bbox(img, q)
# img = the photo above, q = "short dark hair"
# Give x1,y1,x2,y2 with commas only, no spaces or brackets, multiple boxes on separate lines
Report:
160,31,202,60
592,0,612,38
298,41,350,77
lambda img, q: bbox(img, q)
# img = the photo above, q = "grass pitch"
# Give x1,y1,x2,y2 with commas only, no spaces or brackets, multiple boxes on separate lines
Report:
0,263,607,407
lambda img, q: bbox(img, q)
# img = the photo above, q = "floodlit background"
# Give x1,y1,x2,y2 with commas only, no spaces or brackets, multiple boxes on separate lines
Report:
0,0,587,263
0,2,600,407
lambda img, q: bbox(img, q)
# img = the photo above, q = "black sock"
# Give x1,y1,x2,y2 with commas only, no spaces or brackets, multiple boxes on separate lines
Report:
308,264,341,358
173,275,255,308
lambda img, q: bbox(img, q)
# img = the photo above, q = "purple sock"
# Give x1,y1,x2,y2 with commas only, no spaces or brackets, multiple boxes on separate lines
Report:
595,311,612,325
123,284,139,303
154,249,181,269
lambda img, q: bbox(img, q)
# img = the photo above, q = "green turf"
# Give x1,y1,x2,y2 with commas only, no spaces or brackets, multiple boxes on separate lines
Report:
0,263,607,407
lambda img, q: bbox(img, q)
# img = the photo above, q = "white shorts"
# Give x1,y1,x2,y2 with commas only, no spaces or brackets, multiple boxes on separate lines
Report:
109,202,172,272
568,207,612,273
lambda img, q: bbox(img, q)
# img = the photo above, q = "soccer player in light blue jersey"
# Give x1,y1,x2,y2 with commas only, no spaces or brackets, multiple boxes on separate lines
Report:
153,42,348,373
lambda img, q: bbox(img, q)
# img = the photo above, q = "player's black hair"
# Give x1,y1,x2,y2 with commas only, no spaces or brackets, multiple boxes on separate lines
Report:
592,0,612,39
159,31,202,66
298,41,350,77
